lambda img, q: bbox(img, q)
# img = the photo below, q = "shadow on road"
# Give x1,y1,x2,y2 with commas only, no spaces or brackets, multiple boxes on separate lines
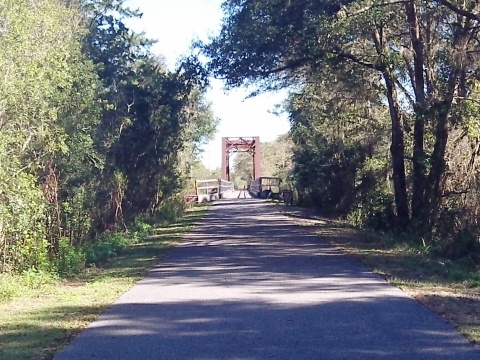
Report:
53,200,480,360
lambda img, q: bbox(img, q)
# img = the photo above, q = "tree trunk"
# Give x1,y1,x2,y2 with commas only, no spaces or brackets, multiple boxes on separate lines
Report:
384,70,410,230
423,19,472,231
411,112,426,221
405,0,427,222
424,105,449,229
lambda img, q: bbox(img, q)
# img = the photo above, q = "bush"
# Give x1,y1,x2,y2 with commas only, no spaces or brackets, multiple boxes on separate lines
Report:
436,229,480,266
84,232,131,265
154,196,185,223
432,207,480,266
20,268,57,289
348,157,395,231
54,237,86,277
348,191,395,231
84,219,154,266
130,220,153,241
0,274,20,302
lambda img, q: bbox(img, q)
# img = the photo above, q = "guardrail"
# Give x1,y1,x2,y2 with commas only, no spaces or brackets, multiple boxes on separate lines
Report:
219,179,234,194
193,178,234,203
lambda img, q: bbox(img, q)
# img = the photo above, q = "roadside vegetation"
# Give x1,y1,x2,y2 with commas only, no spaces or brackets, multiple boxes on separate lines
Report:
4,0,480,355
207,1,480,343
281,206,480,344
0,207,206,360
0,2,214,357
332,225,480,344
0,1,215,277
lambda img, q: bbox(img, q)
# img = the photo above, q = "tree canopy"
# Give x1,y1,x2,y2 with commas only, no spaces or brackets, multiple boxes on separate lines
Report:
203,0,480,257
0,0,217,274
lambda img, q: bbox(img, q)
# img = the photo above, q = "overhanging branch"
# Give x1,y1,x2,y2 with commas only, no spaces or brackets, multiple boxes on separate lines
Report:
255,57,313,77
344,0,410,17
332,47,385,71
435,0,480,22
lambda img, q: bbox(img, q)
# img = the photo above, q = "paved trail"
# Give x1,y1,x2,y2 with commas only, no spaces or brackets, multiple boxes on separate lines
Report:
55,199,480,359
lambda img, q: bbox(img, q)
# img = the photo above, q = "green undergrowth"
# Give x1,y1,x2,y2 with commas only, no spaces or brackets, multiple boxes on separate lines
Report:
340,231,480,287
0,206,207,360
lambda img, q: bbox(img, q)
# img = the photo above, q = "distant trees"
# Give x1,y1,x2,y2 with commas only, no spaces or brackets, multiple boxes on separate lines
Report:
203,0,480,257
0,0,216,274
262,134,294,182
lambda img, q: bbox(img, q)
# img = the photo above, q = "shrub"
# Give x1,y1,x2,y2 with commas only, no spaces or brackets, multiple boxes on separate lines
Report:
84,232,131,265
349,157,395,231
54,237,86,277
154,196,185,223
436,229,480,266
432,207,480,266
130,220,153,241
20,268,57,289
0,274,20,302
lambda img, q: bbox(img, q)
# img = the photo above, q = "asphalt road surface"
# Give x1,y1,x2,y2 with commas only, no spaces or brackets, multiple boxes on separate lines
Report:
55,199,480,359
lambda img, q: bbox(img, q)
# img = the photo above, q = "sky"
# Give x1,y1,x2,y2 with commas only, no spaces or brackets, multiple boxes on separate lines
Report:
125,0,290,170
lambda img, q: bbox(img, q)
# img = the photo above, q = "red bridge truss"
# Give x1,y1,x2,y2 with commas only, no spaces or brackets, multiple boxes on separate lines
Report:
221,137,261,181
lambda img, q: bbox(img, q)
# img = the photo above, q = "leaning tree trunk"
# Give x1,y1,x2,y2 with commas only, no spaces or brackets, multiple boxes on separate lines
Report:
384,70,410,231
405,0,428,224
423,19,472,232
424,106,450,231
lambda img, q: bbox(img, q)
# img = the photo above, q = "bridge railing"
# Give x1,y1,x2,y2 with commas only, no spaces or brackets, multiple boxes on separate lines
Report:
219,179,234,194
194,178,234,202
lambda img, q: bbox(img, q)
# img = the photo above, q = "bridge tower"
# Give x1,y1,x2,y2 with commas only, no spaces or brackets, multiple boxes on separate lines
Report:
221,137,261,181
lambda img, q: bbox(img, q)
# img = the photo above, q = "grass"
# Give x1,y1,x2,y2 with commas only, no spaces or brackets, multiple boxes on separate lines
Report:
338,238,480,344
281,206,480,344
0,206,207,360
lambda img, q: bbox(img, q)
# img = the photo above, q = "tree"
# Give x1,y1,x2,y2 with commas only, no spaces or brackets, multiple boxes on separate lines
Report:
203,0,480,234
288,68,391,219
81,0,217,228
0,0,218,274
0,0,101,272
262,134,293,182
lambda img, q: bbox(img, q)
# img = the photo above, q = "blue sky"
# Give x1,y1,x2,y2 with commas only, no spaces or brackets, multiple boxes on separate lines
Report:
125,0,290,169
